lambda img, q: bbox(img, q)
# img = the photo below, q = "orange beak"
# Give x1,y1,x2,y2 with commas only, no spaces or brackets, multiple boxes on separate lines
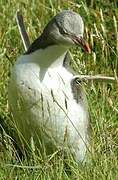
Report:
73,36,91,53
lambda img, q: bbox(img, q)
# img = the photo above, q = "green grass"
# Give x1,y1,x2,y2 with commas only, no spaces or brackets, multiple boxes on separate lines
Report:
0,0,118,179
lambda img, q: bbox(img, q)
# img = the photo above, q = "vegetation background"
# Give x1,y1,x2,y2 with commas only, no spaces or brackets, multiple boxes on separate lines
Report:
0,0,118,179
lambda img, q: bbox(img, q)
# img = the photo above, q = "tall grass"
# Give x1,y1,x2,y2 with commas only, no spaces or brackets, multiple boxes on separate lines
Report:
0,0,118,179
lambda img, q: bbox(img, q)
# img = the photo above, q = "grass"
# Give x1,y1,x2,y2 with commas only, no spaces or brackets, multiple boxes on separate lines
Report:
0,0,118,179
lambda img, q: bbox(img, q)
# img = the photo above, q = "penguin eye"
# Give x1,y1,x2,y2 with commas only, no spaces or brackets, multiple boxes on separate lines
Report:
55,20,68,35
59,27,68,35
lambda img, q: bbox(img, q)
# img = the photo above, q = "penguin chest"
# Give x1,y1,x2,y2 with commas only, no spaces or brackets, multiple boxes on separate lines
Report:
39,67,88,142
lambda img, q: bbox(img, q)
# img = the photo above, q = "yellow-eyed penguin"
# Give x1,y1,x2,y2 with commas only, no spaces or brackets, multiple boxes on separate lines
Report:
8,10,91,162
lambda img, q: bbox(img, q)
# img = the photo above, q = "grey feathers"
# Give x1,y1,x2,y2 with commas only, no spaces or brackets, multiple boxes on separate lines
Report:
25,10,84,54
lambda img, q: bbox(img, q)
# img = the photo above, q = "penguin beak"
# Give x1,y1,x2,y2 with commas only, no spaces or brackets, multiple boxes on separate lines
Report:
73,36,91,53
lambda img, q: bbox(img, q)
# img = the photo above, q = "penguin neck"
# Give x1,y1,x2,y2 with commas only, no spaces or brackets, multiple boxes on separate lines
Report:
26,45,68,69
